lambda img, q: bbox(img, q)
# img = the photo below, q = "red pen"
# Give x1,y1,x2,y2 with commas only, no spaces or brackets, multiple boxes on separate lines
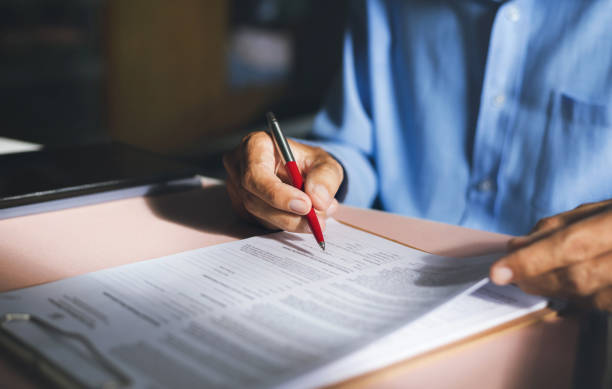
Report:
266,112,326,250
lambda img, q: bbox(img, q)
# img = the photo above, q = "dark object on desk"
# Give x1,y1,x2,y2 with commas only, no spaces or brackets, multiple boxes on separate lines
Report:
0,142,200,219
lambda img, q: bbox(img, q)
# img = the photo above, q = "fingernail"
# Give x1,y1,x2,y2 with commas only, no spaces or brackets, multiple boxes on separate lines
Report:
289,199,309,214
492,266,513,285
313,185,330,205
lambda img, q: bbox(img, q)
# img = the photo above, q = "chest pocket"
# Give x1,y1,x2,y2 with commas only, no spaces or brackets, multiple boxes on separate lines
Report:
533,91,612,216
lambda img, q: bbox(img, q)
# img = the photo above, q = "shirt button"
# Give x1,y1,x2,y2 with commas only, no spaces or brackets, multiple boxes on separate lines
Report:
493,94,506,107
477,179,494,192
506,6,520,22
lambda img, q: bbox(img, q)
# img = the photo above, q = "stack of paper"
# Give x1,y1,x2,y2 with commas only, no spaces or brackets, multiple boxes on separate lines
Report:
0,220,546,388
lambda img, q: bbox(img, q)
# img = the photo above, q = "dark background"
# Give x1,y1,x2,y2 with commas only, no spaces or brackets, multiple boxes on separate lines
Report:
0,0,348,177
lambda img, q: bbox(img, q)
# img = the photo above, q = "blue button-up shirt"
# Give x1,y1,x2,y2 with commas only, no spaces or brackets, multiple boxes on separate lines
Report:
310,0,612,235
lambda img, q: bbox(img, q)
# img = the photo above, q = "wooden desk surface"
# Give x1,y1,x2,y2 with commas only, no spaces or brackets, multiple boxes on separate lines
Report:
0,180,579,388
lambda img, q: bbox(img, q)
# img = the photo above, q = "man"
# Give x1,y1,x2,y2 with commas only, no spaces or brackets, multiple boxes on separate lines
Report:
224,1,612,311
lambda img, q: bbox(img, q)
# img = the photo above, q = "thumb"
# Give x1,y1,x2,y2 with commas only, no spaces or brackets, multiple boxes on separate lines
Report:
303,154,344,211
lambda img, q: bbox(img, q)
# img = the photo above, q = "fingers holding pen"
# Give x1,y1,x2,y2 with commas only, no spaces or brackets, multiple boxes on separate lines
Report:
244,193,337,232
242,166,313,216
238,166,339,231
302,150,344,211
225,133,308,211
226,171,338,232
223,131,339,232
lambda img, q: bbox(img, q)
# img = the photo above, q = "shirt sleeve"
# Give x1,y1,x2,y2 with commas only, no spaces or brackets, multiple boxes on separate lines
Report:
305,5,378,208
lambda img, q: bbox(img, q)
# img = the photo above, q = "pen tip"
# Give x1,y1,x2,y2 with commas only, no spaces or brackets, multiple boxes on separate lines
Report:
318,241,326,251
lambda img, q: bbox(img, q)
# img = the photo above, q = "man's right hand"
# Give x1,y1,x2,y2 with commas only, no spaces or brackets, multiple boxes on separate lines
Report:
223,131,344,232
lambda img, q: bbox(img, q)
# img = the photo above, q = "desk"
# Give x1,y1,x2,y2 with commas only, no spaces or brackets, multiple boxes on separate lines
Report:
0,179,580,388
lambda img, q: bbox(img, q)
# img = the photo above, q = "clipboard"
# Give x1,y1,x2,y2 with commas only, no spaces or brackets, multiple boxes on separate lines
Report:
0,222,555,389
0,313,131,389
0,208,558,389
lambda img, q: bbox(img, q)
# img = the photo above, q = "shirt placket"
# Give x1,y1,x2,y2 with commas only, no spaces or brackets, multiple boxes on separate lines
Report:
462,0,530,230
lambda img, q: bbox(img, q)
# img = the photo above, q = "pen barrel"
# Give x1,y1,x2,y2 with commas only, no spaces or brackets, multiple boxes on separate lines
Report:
305,208,325,243
285,161,324,243
285,161,304,190
268,111,325,246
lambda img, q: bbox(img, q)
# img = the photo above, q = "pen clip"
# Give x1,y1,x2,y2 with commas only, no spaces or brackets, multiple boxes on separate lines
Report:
266,112,295,164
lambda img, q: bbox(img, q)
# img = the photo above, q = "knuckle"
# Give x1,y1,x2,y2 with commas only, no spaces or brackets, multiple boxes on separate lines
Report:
240,131,257,145
313,147,331,161
312,145,326,156
245,131,269,149
324,160,343,179
323,153,342,171
507,252,534,278
240,132,261,155
558,227,587,262
251,130,268,140
314,163,337,182
536,216,563,231
518,258,537,278
334,161,344,181
239,133,254,153
565,267,592,296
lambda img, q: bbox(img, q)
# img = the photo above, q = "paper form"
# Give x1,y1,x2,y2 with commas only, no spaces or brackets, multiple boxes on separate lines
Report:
284,283,546,389
0,220,537,388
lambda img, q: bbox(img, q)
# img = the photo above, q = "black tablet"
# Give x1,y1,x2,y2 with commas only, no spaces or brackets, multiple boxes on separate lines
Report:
0,142,201,218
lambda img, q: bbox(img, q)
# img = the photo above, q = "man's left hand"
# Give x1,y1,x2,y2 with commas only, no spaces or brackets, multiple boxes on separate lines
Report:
490,199,612,312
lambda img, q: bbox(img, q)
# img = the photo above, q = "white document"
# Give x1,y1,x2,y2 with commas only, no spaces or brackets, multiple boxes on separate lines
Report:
0,220,545,388
284,283,546,389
